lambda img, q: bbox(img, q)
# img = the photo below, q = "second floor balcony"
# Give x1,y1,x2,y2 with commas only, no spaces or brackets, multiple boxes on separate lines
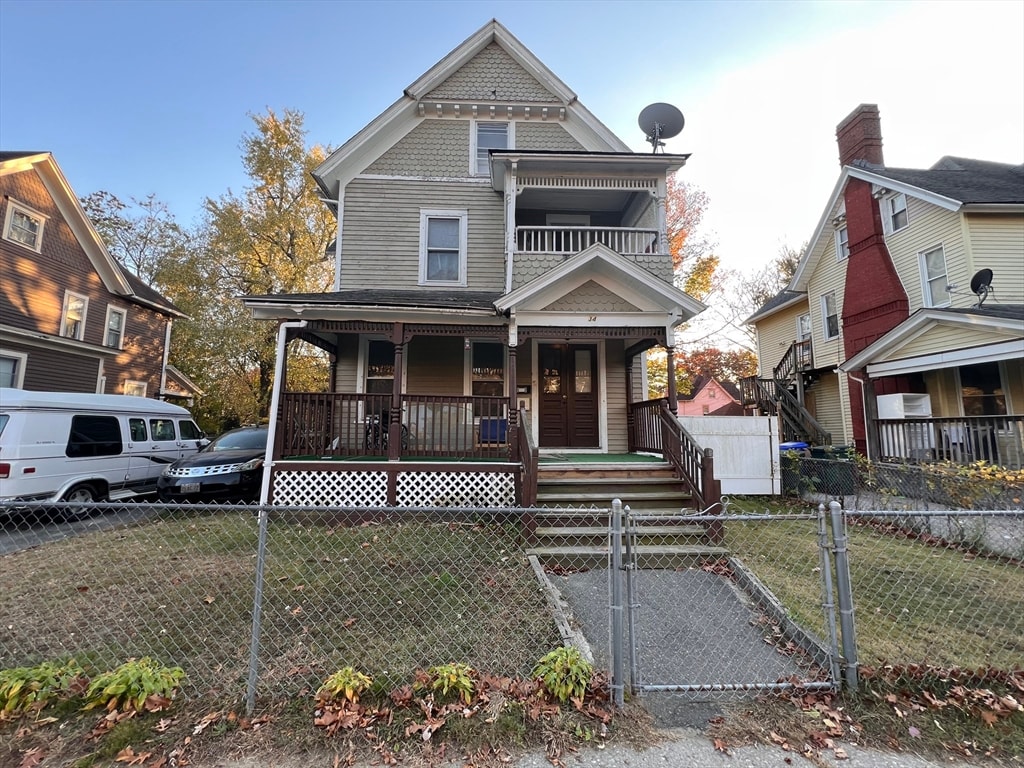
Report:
516,225,657,258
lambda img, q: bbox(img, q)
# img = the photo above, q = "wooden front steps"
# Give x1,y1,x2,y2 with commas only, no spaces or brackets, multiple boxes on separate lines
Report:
526,459,728,570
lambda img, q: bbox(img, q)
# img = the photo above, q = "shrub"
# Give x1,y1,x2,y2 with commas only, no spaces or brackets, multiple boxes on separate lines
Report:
534,646,592,703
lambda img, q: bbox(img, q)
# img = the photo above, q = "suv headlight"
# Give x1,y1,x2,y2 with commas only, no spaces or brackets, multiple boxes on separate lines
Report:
237,457,264,472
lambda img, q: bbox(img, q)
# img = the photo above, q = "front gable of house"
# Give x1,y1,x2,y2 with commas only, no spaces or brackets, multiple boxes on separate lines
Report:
314,20,627,192
542,280,641,313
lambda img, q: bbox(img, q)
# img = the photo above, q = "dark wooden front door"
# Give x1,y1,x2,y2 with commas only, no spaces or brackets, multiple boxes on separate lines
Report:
538,343,599,448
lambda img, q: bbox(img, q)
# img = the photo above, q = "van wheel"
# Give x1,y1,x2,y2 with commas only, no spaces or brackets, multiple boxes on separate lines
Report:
62,483,100,520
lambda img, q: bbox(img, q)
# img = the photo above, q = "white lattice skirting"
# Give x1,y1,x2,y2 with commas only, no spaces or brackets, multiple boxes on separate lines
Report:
271,469,516,508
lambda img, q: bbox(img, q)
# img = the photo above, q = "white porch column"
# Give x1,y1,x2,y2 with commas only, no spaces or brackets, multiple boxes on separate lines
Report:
504,161,518,294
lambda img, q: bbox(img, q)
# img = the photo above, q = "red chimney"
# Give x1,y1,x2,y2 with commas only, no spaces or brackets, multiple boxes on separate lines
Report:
836,104,884,167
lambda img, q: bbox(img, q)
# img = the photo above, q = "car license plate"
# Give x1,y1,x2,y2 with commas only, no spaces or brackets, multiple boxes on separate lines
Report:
181,482,201,495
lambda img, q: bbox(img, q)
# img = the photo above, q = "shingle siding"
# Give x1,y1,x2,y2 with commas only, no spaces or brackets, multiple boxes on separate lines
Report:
516,122,583,151
543,280,640,312
425,42,560,102
364,120,471,178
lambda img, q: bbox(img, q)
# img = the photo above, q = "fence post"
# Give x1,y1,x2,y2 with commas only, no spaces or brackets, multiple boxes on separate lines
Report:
828,500,859,691
817,504,842,686
623,505,640,696
610,498,625,708
245,507,271,714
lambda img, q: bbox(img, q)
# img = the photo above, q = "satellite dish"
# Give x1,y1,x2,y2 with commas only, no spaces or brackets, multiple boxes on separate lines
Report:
969,268,994,307
638,103,684,153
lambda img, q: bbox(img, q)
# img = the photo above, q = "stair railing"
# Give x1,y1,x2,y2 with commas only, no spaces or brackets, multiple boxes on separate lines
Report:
517,406,538,507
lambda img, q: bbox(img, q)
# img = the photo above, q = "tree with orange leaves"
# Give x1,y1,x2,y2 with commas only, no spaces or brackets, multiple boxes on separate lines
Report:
665,172,718,301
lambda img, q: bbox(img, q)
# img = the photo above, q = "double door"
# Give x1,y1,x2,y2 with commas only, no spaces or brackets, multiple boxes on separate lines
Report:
538,343,599,448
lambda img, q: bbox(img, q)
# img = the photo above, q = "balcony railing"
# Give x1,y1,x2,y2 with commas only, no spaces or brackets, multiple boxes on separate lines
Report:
516,226,658,257
876,415,1024,469
276,392,511,460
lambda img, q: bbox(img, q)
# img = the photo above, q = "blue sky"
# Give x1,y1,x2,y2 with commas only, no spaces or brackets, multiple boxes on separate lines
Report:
2,0,1022,277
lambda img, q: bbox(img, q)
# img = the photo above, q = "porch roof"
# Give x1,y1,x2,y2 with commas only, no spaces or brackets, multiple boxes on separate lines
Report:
839,304,1024,377
243,289,505,321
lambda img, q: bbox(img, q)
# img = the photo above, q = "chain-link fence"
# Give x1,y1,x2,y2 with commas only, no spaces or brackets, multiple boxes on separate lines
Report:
2,492,1021,711
0,502,563,708
784,453,1023,513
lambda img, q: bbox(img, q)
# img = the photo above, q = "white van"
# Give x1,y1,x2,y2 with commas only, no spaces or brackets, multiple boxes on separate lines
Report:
0,388,207,507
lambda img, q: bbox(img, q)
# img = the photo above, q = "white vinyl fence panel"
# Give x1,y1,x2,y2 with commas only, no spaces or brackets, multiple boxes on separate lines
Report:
677,416,780,495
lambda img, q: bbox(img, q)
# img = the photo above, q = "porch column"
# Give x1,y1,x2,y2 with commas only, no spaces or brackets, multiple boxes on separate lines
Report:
388,323,406,461
666,345,678,413
508,343,519,462
625,360,635,453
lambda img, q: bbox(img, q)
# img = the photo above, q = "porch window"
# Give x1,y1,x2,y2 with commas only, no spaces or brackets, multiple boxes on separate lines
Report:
60,291,88,340
2,200,46,252
471,342,504,416
104,306,127,348
473,121,509,175
419,210,467,286
821,292,839,340
960,362,1006,417
366,340,395,395
920,245,949,307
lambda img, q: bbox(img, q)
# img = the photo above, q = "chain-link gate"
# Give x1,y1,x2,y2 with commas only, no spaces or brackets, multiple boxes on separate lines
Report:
610,500,840,702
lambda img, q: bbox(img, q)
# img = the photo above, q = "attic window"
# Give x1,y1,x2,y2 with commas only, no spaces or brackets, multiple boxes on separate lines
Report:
2,199,47,253
884,192,909,234
473,121,509,175
835,225,849,260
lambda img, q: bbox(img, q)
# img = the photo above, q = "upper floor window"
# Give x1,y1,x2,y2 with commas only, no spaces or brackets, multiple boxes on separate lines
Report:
920,245,949,307
884,192,909,234
60,291,88,340
419,210,467,286
821,292,839,340
473,121,510,175
105,306,127,348
835,226,849,260
797,313,811,342
2,199,47,252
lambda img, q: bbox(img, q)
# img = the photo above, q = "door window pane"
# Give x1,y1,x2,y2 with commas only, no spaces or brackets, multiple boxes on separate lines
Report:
574,349,592,393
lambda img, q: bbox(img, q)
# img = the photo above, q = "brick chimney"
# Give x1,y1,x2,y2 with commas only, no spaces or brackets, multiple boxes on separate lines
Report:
836,104,883,167
836,104,915,455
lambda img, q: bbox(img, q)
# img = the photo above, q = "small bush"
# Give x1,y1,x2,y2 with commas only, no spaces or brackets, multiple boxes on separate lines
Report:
534,646,593,703
83,657,184,713
426,662,475,705
318,666,373,703
0,659,86,713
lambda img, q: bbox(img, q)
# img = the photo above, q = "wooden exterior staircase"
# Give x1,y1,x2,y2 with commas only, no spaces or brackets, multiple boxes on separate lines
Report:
526,458,729,570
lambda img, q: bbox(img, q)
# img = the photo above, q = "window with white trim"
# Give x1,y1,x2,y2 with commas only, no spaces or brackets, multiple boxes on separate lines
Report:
797,313,811,341
470,341,505,416
419,210,467,286
835,225,849,260
884,192,909,233
0,350,28,388
365,340,395,395
124,380,147,397
2,199,47,252
473,121,510,175
60,291,88,340
104,306,127,348
920,245,949,307
821,292,839,340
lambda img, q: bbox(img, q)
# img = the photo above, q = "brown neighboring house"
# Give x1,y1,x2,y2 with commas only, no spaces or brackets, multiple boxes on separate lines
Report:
0,151,190,398
677,376,745,416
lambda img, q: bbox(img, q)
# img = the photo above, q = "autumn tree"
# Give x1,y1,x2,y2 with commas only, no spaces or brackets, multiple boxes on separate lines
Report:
647,346,757,399
198,108,335,419
665,172,719,302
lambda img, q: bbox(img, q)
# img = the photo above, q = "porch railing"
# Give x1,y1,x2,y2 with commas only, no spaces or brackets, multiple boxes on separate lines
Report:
515,226,658,257
518,406,538,507
276,392,511,460
876,415,1024,469
773,340,812,383
628,399,721,523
